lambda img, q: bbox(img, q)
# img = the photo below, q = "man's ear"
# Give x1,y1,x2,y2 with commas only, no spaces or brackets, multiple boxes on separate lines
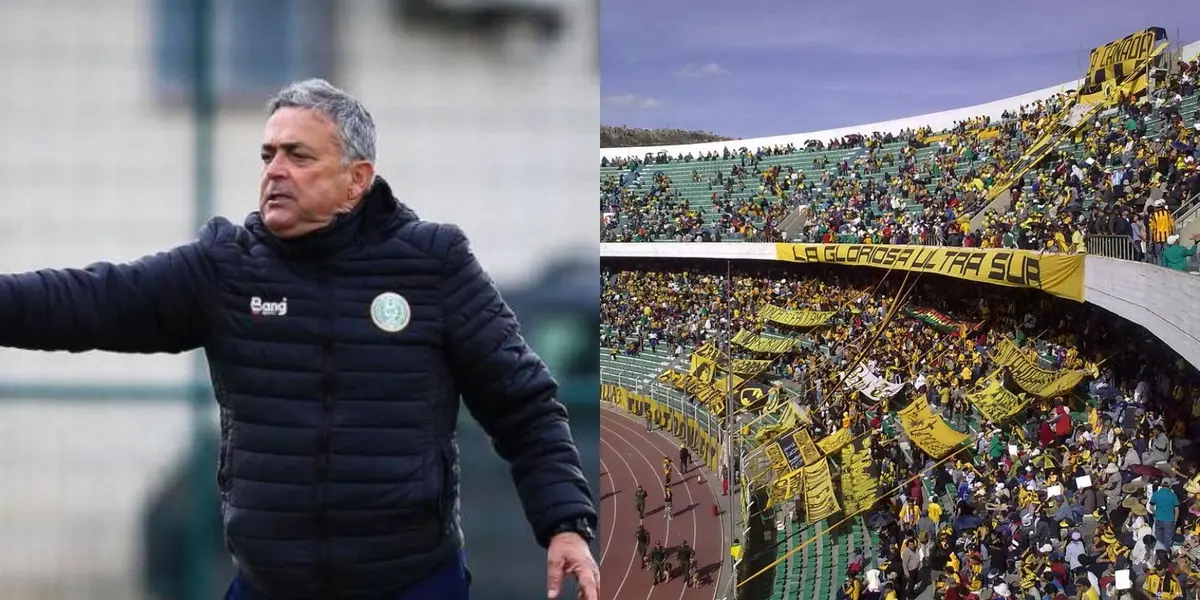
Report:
347,161,377,202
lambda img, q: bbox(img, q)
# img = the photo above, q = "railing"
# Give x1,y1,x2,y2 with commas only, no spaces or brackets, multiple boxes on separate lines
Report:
1086,234,1137,261
599,366,723,437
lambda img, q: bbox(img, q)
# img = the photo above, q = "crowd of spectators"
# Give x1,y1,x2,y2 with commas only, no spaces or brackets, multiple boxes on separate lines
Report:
601,260,1200,599
601,58,1200,271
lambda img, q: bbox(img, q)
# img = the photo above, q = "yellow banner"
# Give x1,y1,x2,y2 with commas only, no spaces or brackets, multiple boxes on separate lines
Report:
774,244,1085,302
689,353,716,384
991,338,1088,398
763,442,791,476
967,377,1032,422
658,368,775,416
731,329,798,354
897,397,970,459
802,459,841,523
693,342,774,375
817,428,852,455
769,467,804,506
1079,27,1167,104
757,304,835,328
657,369,739,417
793,428,823,466
840,442,877,515
601,384,721,471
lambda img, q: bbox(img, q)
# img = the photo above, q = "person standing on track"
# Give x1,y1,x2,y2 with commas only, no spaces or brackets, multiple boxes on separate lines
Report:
649,541,667,585
679,444,692,474
635,484,647,521
663,457,673,486
677,539,695,587
663,484,674,520
635,524,650,569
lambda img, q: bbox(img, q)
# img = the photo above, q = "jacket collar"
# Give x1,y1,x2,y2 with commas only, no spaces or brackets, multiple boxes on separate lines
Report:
247,176,418,259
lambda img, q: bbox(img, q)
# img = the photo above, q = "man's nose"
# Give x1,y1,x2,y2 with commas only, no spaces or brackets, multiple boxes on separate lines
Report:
264,156,289,178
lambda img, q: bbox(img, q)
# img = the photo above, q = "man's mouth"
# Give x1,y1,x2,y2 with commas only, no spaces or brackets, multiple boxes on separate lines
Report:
266,192,293,204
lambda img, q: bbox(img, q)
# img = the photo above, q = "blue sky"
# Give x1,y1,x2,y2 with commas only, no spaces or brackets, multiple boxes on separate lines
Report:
600,1,1200,138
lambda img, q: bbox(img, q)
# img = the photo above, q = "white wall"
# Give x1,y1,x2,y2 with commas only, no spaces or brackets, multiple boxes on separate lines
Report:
0,1,596,596
1083,256,1200,371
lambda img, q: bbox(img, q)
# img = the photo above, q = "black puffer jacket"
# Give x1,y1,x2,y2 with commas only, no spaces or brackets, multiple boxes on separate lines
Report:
0,178,596,599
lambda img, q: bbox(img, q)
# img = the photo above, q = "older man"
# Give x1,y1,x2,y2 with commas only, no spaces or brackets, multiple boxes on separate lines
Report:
0,79,597,600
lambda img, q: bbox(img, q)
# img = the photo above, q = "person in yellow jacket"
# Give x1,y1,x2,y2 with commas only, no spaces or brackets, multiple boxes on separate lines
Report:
899,499,921,529
927,501,943,525
1143,565,1183,599
1148,199,1176,264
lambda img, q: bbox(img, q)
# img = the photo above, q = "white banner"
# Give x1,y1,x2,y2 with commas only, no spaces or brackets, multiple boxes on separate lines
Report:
842,364,906,401
1063,102,1094,127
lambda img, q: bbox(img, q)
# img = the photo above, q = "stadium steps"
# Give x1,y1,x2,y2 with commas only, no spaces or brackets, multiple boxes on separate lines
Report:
612,91,1200,243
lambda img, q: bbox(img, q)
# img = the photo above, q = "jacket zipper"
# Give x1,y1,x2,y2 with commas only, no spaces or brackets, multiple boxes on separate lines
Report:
316,272,335,591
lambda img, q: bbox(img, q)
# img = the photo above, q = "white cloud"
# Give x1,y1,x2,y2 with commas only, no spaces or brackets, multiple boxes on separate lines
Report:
676,62,729,78
604,94,666,109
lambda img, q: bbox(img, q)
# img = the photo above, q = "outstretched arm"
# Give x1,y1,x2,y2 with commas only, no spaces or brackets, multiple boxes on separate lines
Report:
0,221,218,354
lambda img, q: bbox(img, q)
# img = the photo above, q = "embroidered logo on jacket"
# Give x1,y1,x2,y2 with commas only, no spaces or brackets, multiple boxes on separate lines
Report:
370,292,411,332
249,296,288,317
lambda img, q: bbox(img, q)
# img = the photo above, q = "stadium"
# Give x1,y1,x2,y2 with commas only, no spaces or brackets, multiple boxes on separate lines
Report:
599,29,1200,600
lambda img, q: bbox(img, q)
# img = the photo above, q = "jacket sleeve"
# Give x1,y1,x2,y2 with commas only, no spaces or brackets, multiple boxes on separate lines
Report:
0,220,219,354
439,225,596,546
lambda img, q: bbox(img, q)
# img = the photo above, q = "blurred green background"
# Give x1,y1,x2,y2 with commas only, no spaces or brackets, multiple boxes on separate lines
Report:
0,1,597,599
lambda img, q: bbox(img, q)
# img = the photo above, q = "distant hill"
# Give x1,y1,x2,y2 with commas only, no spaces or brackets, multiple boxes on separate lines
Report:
601,125,736,149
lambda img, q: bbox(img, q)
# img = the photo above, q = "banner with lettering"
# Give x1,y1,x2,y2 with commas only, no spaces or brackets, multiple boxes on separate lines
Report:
839,438,878,515
967,377,1032,423
774,244,1085,302
693,342,773,375
1078,27,1167,104
657,369,739,417
897,397,970,459
752,402,809,448
842,364,905,401
731,329,798,354
817,428,852,455
792,429,823,466
762,427,825,474
802,458,841,523
689,353,716,384
769,467,804,506
991,338,1088,398
758,304,836,328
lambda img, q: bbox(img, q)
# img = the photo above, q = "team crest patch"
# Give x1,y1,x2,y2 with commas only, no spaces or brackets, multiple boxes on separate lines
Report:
370,292,411,333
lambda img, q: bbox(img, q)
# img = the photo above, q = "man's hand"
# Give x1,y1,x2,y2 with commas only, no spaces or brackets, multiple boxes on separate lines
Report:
546,531,598,600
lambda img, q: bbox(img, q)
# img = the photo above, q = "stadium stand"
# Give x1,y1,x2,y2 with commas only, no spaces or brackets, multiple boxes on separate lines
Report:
601,261,1200,600
601,53,1200,272
600,30,1200,600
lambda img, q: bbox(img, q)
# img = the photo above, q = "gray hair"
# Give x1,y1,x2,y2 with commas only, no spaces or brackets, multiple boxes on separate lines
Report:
266,78,377,165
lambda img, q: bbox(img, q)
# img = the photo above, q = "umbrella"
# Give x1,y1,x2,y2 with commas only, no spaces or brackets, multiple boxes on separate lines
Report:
1129,464,1166,479
867,512,898,529
1026,454,1059,470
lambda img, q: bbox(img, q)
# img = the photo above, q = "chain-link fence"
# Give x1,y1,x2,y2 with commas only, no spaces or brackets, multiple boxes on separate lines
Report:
0,1,596,599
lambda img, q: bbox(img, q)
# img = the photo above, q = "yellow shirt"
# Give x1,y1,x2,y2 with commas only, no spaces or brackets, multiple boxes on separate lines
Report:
927,502,943,523
1081,587,1100,600
1144,572,1181,599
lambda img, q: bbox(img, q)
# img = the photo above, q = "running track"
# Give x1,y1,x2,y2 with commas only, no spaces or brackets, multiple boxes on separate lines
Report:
600,406,724,600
